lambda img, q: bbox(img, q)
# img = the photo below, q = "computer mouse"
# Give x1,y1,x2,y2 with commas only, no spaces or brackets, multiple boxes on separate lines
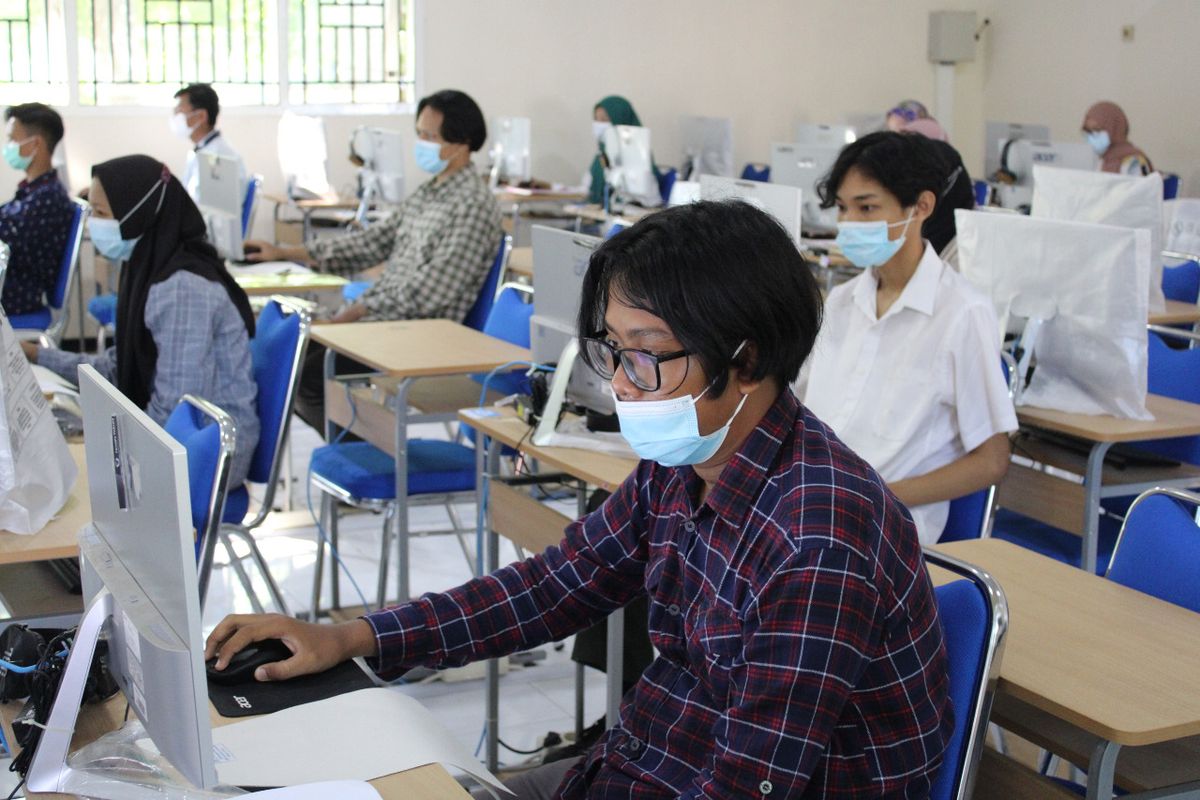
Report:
242,243,262,256
206,638,293,685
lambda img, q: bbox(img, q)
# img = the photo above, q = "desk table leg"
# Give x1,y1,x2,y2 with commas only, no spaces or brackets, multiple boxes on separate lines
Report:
1085,739,1119,800
1082,442,1112,574
392,379,413,603
483,433,502,772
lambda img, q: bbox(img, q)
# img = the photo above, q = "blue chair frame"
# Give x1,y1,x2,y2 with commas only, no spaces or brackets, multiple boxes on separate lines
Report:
242,174,263,239
925,548,1010,800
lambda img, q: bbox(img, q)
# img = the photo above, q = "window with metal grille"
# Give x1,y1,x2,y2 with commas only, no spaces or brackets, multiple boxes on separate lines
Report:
287,0,413,105
0,0,69,104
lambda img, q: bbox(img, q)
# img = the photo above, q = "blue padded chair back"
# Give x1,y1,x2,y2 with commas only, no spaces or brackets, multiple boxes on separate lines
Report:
248,298,307,483
941,488,992,542
1162,260,1200,304
1107,489,1200,613
657,167,677,206
51,200,86,310
241,175,262,239
483,286,533,349
462,234,510,332
739,163,770,182
925,549,1008,800
1163,173,1181,201
1143,332,1200,465
164,401,225,550
972,180,990,207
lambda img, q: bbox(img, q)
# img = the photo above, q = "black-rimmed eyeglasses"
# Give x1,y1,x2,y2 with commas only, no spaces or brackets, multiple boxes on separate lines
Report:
581,337,690,393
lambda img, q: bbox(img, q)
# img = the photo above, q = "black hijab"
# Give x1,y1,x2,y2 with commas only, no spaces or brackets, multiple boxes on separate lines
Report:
95,155,255,411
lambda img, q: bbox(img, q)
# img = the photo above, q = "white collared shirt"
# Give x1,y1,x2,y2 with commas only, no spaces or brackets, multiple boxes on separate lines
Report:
796,241,1017,544
182,130,248,204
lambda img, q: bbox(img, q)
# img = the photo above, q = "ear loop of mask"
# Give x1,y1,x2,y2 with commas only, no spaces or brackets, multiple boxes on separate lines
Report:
117,175,168,227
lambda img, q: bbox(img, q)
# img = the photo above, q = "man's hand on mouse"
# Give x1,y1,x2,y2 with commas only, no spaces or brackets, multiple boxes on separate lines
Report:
241,240,279,262
205,613,377,682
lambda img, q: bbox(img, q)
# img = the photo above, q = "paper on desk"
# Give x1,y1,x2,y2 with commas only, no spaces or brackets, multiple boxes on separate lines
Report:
31,364,79,397
541,416,638,459
226,260,313,277
211,688,509,795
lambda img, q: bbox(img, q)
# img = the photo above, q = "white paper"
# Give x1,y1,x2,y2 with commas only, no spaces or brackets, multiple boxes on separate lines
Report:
248,781,382,799
212,688,508,795
32,363,79,397
226,261,313,277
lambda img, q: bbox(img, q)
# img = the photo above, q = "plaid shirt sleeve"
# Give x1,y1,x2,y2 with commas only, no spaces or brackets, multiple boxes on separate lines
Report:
307,210,402,277
36,346,117,385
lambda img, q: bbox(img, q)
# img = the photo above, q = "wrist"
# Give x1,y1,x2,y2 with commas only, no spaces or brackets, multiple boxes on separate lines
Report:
338,618,377,660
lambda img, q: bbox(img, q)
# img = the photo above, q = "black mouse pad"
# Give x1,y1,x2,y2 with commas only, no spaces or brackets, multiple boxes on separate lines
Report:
208,659,374,718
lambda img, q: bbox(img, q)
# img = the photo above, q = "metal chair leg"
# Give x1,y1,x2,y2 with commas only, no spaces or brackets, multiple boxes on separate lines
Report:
222,531,265,614
225,526,290,615
330,498,341,610
376,504,396,610
311,492,330,620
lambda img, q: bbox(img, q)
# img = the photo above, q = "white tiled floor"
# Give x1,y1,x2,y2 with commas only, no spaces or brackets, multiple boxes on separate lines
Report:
0,418,607,796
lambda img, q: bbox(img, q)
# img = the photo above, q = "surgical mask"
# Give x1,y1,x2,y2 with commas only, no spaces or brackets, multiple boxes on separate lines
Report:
835,210,916,269
612,342,749,467
3,138,34,171
1086,129,1111,156
169,111,199,140
593,121,612,144
414,139,448,174
87,177,168,262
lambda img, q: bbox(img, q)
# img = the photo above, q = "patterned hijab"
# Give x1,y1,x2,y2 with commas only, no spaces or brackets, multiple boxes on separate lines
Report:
1083,101,1152,173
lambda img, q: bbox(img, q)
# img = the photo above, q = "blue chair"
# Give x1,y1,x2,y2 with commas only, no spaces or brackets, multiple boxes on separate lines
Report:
462,234,512,332
973,180,991,207
163,395,236,578
739,163,770,182
87,293,118,351
206,296,313,614
924,548,1009,800
1163,173,1181,201
242,174,263,239
1161,259,1200,304
657,167,677,206
1107,488,1200,613
7,198,88,344
471,284,534,397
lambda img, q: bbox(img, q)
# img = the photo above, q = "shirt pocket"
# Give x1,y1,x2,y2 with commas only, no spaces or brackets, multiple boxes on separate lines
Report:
684,604,742,708
870,370,939,443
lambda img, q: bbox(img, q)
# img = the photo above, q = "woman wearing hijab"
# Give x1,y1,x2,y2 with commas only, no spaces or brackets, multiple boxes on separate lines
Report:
26,155,260,486
587,95,662,207
1082,101,1154,176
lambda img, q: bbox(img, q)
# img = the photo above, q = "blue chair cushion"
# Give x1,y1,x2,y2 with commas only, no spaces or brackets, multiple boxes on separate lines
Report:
310,440,476,501
9,307,52,331
88,293,118,327
222,485,251,524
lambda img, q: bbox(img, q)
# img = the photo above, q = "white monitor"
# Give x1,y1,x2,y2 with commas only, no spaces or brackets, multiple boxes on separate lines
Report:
769,142,842,235
27,365,216,791
1006,139,1097,185
278,112,333,200
196,152,245,260
984,120,1051,180
489,116,532,188
794,123,856,147
678,115,733,180
602,125,661,208
350,126,406,206
699,174,803,246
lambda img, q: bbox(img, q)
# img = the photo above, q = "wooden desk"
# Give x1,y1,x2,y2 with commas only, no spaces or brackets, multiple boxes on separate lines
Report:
0,695,469,798
264,193,360,242
563,202,658,228
457,407,636,771
233,271,348,298
997,394,1200,572
312,320,529,602
1149,299,1200,326
929,539,1200,800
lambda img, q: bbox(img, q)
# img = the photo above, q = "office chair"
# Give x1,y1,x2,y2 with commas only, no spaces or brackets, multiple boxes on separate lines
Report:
242,174,263,239
7,198,88,345
924,548,1009,800
739,163,770,182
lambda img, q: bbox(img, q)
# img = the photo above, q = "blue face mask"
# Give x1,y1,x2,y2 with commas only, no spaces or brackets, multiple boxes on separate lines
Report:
3,138,34,171
611,342,749,467
414,139,448,174
87,177,167,262
835,210,915,269
1086,129,1111,156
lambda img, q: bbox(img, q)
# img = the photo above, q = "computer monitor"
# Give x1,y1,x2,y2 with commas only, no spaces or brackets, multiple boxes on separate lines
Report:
349,126,405,226
26,365,216,792
529,225,612,415
488,116,532,188
602,125,660,207
768,142,842,235
984,120,1051,180
678,115,733,180
1005,140,1097,185
699,174,803,246
794,123,856,147
278,112,333,200
196,152,244,259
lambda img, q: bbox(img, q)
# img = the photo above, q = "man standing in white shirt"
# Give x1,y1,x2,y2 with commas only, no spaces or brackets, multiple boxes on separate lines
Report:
171,83,248,205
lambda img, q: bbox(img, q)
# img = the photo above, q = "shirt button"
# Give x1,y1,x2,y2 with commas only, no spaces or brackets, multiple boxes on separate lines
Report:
760,780,773,795
684,521,696,532
628,737,641,752
667,604,680,616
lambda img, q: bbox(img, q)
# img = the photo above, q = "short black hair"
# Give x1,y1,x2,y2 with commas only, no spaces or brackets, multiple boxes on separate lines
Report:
577,200,823,397
416,89,487,152
174,83,219,127
4,103,64,151
917,137,975,253
817,130,946,211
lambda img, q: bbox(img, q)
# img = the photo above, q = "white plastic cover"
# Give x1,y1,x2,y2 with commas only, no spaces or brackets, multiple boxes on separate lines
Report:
603,125,661,208
1163,198,1200,258
956,210,1152,420
1031,165,1164,313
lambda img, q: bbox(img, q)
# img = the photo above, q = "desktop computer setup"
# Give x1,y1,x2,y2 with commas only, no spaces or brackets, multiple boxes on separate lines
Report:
350,126,406,226
195,151,245,260
768,142,842,236
488,116,532,189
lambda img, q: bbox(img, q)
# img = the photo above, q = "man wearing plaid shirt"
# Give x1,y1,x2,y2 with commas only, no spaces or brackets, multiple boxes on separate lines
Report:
210,200,953,798
246,89,503,431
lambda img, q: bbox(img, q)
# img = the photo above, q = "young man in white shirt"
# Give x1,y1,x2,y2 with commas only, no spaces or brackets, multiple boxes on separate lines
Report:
796,131,1017,544
171,83,248,204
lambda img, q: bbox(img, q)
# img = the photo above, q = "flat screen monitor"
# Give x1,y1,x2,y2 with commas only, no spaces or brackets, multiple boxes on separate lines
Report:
602,125,660,207
794,123,856,147
769,142,842,235
350,126,406,205
699,174,803,246
1007,139,1097,185
196,152,245,259
489,116,532,187
529,225,611,415
984,120,1051,180
679,115,733,180
278,112,333,200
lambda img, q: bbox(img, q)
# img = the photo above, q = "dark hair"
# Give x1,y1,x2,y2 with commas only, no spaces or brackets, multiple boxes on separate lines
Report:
416,89,487,151
174,83,219,127
4,103,64,152
817,130,946,212
917,137,975,253
577,200,823,397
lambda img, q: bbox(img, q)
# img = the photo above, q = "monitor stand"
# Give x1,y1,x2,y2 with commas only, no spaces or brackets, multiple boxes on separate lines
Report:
531,338,578,446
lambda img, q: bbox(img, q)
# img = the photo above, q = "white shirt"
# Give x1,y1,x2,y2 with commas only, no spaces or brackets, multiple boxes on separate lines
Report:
796,242,1017,544
183,130,248,205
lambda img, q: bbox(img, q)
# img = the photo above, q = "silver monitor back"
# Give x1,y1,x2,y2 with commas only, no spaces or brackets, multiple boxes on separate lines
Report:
77,366,216,789
679,115,733,179
794,123,856,147
490,116,532,186
769,142,842,235
984,120,1051,180
699,174,803,246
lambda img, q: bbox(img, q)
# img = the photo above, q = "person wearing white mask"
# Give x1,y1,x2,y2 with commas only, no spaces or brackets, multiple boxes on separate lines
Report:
243,89,503,433
795,131,1016,545
172,83,248,204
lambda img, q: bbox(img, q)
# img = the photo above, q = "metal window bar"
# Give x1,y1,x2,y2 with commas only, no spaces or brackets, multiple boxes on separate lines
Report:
288,0,412,105
0,0,69,102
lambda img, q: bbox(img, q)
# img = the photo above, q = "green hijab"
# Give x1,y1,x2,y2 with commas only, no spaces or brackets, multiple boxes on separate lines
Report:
589,95,661,205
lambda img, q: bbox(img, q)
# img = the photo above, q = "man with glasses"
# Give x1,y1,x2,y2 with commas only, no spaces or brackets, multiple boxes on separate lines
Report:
206,200,952,799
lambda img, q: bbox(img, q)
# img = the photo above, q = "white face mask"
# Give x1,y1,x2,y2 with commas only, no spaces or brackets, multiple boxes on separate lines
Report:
169,110,200,140
592,121,613,144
